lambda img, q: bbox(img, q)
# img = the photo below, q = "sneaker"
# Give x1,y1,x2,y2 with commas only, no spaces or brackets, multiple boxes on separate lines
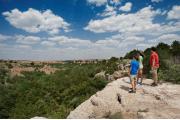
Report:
139,82,142,85
137,83,142,86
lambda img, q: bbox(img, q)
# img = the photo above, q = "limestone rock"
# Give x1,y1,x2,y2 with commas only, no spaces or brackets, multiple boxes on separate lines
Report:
118,64,124,70
94,71,106,79
67,77,180,119
31,116,47,119
112,70,122,79
107,74,115,81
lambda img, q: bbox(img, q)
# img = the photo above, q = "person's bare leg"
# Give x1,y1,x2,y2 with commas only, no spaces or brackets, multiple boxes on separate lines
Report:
152,71,155,83
134,77,137,91
140,70,143,84
132,78,136,91
152,69,158,85
154,70,158,84
131,78,134,91
137,71,140,83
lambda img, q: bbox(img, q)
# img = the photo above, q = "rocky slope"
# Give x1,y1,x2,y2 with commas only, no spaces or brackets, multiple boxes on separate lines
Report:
67,77,180,119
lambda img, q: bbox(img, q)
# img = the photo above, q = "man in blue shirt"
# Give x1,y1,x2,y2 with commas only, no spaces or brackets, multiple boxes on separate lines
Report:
129,54,139,93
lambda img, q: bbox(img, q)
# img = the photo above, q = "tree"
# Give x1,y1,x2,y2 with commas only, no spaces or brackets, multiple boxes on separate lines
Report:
109,57,119,62
124,49,139,59
156,42,171,59
171,40,180,56
157,42,170,50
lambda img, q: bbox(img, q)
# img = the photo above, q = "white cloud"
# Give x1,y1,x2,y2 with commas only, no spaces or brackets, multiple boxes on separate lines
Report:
85,6,160,34
167,5,180,20
151,0,163,3
49,36,93,48
156,34,180,44
109,0,121,5
99,5,117,17
87,0,107,6
2,8,70,34
15,44,32,49
95,39,120,47
1,4,180,60
146,34,180,47
41,41,56,47
109,34,145,48
0,34,11,41
136,43,153,48
119,2,132,12
15,35,41,45
0,32,178,60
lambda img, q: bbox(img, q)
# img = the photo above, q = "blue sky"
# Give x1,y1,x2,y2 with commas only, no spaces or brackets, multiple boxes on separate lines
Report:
0,0,179,60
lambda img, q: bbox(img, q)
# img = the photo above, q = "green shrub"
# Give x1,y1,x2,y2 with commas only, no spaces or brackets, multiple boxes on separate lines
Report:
0,62,108,119
158,65,180,84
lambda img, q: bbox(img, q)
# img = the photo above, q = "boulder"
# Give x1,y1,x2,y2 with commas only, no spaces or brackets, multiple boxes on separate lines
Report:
117,64,124,70
107,74,115,81
94,71,106,79
112,70,122,79
31,116,47,119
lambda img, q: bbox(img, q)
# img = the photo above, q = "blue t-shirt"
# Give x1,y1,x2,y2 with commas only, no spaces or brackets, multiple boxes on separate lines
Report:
130,60,139,75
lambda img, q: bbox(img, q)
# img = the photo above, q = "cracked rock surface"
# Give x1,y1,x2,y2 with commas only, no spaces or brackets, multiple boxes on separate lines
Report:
67,77,180,119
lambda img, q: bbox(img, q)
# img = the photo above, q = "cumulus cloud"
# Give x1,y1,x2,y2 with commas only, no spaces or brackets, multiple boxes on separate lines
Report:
85,6,160,34
119,2,132,12
0,34,11,41
15,35,41,44
151,34,180,44
14,44,32,49
0,32,178,60
87,0,107,6
2,8,70,34
95,39,120,47
167,5,180,20
108,34,145,48
1,4,179,60
98,5,117,17
109,0,121,5
151,0,163,3
49,36,93,48
41,41,56,47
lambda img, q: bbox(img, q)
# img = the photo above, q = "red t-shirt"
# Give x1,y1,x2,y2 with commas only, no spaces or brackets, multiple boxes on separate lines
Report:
150,51,159,68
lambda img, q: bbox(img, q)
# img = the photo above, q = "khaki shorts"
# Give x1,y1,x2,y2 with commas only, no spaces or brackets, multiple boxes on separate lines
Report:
150,68,158,74
130,75,137,82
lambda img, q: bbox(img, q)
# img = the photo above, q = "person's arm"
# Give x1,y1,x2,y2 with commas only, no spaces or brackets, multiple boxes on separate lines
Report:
128,62,132,76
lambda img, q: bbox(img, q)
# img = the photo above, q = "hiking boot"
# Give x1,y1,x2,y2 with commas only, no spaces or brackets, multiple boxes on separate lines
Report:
129,89,136,93
151,82,158,86
129,88,136,91
129,88,132,92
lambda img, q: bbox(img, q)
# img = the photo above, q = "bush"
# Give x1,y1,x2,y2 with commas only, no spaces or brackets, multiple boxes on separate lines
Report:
158,65,180,84
0,62,108,119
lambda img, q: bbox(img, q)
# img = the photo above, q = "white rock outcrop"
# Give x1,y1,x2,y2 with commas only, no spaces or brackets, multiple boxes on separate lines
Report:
31,116,47,119
67,77,180,119
94,71,106,79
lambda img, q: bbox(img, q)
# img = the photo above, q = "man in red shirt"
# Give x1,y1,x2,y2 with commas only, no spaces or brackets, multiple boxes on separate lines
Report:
150,47,159,86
